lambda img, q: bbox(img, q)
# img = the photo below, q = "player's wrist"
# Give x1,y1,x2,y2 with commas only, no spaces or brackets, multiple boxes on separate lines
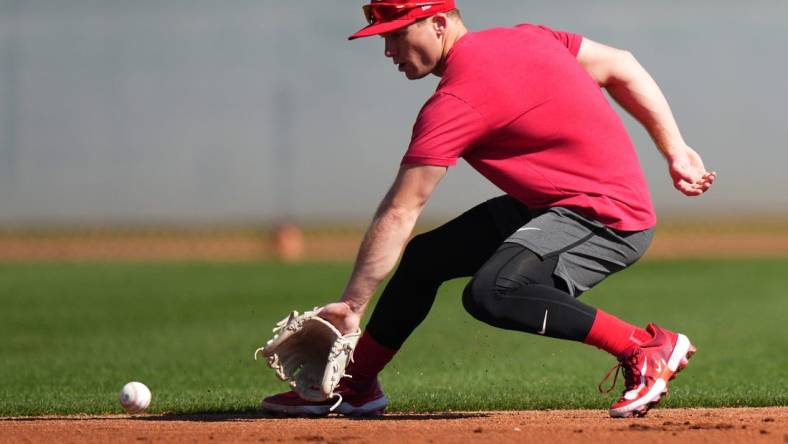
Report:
658,137,689,160
339,299,366,315
339,286,373,314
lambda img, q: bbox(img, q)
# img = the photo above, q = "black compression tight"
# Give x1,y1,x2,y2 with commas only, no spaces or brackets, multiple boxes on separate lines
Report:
365,195,598,349
462,243,597,340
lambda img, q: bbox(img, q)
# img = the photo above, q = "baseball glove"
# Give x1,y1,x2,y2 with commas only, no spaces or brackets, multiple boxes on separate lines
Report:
254,307,360,403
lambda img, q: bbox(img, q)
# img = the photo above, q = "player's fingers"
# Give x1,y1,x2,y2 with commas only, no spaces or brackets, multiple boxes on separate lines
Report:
675,180,694,195
702,173,716,187
676,179,705,196
677,167,697,183
690,172,715,189
691,178,713,194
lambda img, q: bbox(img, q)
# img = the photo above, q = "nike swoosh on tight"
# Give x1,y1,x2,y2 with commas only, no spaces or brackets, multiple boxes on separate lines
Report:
516,227,542,232
537,309,548,335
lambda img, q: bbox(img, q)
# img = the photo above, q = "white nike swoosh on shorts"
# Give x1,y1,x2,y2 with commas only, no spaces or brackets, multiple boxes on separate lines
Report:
516,227,542,233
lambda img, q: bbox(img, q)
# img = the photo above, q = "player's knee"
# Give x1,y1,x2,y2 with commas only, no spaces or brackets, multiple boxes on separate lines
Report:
462,275,506,323
396,232,442,280
462,246,557,325
462,278,489,322
397,233,429,273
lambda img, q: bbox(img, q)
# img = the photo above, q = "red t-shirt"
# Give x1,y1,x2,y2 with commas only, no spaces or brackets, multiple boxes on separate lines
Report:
402,24,656,231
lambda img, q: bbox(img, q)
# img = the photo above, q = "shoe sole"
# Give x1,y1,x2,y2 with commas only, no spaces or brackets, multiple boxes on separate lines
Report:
262,395,389,418
334,395,389,417
610,334,696,418
261,400,332,417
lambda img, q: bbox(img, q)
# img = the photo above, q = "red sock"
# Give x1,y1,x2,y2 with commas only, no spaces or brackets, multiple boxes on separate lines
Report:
345,331,397,387
584,310,652,358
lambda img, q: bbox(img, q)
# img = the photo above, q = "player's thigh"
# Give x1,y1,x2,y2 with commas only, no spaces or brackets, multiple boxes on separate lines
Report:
466,242,565,302
401,195,533,280
558,226,654,295
504,207,654,296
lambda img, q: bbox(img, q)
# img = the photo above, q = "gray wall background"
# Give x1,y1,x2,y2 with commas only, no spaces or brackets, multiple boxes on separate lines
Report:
0,1,786,226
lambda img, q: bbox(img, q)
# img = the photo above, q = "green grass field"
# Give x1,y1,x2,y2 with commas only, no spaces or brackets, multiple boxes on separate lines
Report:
1,259,786,416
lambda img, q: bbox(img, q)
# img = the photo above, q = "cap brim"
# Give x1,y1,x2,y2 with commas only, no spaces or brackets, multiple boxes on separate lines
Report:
348,19,417,40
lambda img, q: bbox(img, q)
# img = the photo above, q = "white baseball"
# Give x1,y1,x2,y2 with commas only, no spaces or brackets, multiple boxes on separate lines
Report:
119,381,152,414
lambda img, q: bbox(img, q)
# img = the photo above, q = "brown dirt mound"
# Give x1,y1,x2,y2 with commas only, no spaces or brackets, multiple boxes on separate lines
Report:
1,407,785,444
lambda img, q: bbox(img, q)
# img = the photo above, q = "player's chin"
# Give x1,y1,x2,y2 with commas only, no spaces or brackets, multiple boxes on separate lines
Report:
402,66,430,80
406,73,430,80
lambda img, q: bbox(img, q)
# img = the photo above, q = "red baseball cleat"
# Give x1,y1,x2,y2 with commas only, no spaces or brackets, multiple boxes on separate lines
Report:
261,379,388,417
600,323,696,418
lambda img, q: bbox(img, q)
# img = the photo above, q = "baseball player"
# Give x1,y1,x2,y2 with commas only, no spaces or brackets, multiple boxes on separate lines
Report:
263,0,715,418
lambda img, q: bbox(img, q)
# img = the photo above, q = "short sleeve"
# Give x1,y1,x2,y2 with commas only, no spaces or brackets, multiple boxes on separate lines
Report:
402,93,489,167
535,25,584,56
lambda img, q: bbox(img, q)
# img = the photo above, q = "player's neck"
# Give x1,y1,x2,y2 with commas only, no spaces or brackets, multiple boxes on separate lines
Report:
432,21,468,77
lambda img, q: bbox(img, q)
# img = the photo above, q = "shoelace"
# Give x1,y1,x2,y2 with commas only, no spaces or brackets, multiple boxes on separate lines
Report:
598,354,640,394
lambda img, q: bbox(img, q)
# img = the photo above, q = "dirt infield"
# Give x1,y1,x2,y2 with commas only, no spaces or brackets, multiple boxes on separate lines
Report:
1,408,785,444
2,223,788,262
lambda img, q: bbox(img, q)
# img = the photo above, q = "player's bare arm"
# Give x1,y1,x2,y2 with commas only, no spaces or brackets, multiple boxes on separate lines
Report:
576,38,716,196
319,164,447,334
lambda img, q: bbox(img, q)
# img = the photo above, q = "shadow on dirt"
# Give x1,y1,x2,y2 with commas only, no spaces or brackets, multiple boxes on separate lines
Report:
137,411,491,422
1,412,491,423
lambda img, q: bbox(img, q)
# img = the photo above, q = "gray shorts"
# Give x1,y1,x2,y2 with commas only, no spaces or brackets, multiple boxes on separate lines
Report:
505,207,654,297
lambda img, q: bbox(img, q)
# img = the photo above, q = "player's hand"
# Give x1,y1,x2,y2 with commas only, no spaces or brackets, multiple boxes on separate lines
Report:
318,302,362,335
667,145,716,196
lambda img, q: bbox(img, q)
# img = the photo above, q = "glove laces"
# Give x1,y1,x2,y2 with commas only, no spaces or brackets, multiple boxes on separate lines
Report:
329,393,343,412
327,373,353,412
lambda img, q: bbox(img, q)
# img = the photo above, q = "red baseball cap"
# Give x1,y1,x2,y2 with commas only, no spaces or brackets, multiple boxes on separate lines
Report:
348,0,457,41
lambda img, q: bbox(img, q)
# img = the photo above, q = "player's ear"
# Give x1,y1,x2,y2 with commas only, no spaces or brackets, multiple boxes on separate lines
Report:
432,14,448,38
